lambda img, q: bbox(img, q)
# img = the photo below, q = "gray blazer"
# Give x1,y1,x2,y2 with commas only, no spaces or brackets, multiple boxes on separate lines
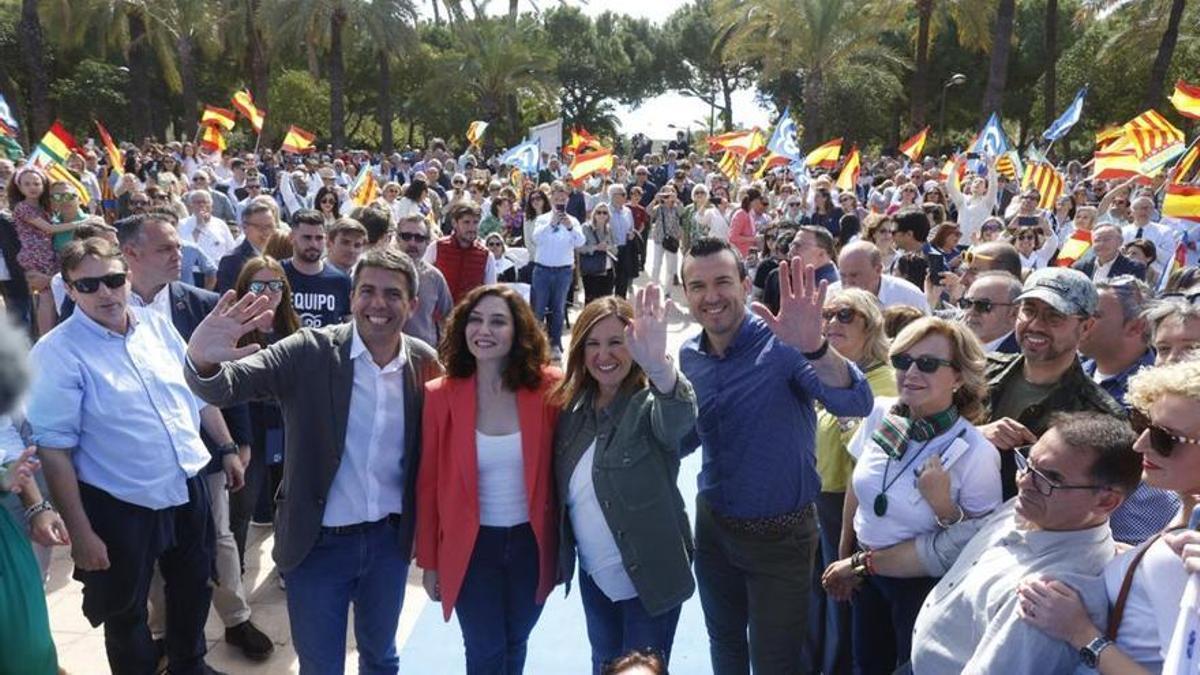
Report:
185,322,443,573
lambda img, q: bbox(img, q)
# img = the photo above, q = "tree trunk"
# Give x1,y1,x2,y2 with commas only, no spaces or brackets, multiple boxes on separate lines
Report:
1144,0,1186,109
178,35,198,130
246,0,270,112
305,40,321,79
720,75,734,131
377,51,393,154
910,0,933,131
432,0,442,25
330,8,347,149
509,0,519,23
801,67,825,147
128,10,153,141
981,0,1016,120
18,0,50,135
1043,0,1058,129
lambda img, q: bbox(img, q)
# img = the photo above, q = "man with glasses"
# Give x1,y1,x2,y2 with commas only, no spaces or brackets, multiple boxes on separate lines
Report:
395,214,452,348
1073,224,1146,282
28,238,233,674
1121,195,1177,272
628,165,658,207
835,412,1141,675
216,200,278,293
190,169,237,224
981,267,1126,499
285,210,352,328
234,176,266,223
959,271,1021,353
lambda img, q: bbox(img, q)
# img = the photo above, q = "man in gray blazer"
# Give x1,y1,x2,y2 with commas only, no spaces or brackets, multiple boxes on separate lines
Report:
184,248,443,675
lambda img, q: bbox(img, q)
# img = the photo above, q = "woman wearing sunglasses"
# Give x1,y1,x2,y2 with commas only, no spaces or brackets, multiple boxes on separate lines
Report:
1017,357,1200,674
811,288,897,674
1010,221,1059,272
579,204,619,303
228,257,301,565
822,317,1001,674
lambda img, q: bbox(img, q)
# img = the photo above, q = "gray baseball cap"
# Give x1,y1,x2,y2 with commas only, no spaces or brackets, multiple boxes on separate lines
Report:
1016,267,1098,317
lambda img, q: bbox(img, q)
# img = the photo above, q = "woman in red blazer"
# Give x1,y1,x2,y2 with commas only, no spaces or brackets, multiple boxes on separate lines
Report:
416,284,561,674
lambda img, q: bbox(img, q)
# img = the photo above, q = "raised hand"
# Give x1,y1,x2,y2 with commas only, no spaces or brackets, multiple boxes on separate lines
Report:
187,290,276,374
750,257,827,353
625,284,672,371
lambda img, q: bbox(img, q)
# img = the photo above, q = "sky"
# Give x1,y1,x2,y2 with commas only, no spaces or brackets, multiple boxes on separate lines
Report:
416,0,774,139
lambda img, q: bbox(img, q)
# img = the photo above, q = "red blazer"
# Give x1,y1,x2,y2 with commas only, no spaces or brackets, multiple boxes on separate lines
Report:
415,368,561,620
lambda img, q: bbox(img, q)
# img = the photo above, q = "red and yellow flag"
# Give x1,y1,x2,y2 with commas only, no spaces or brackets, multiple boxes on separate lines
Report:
281,125,316,154
1122,109,1184,165
1021,162,1064,210
466,121,488,147
1172,144,1200,185
1055,230,1092,267
568,148,614,182
898,127,929,162
565,127,602,156
835,146,861,192
201,105,237,131
804,138,842,170
231,91,265,134
1095,125,1125,150
717,151,743,183
1169,80,1200,120
94,120,124,177
707,129,767,161
1163,184,1200,224
200,123,227,152
351,163,379,206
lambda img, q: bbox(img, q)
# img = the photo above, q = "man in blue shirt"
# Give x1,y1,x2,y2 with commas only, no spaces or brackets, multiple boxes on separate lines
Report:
679,237,873,675
284,209,352,328
28,238,235,675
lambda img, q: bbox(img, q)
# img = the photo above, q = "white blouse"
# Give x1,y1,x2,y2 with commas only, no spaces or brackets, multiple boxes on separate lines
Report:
847,398,1003,551
567,441,637,602
1104,531,1188,671
476,431,529,527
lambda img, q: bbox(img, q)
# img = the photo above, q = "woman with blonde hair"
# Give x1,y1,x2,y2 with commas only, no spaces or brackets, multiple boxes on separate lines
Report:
551,285,696,673
822,316,1002,674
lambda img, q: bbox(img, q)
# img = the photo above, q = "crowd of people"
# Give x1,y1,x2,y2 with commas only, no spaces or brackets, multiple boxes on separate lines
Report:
1,127,1200,675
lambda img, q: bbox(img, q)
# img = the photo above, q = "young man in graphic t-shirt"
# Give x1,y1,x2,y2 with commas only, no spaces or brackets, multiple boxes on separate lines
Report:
283,209,351,328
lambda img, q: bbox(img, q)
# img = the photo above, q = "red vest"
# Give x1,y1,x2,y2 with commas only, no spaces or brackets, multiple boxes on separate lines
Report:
435,237,490,304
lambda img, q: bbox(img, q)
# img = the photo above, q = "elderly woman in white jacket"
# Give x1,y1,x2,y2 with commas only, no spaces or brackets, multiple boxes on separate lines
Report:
946,155,999,243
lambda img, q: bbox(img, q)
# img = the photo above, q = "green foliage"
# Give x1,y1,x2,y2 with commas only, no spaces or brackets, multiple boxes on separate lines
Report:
267,69,330,140
49,60,131,138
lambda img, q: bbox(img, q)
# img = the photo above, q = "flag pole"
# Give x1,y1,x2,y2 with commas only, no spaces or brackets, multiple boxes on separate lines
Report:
1157,131,1200,198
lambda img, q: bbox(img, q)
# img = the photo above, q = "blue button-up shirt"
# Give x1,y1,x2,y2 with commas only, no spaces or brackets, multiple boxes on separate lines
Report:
609,204,634,244
27,307,210,510
680,313,873,519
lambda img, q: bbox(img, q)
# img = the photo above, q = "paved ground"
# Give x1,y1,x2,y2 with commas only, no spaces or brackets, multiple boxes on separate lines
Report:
46,272,718,674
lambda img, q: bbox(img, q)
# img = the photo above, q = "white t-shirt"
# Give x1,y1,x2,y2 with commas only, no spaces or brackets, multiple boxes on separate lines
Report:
476,431,529,527
828,275,931,314
567,441,637,602
847,398,1003,550
1103,534,1188,671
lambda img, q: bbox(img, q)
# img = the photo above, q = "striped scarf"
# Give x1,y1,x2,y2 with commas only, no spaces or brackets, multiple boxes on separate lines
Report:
871,404,959,460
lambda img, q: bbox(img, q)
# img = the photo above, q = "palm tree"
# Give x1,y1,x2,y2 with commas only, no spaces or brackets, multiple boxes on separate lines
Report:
1079,0,1193,110
1044,0,1058,126
19,0,50,135
717,0,907,146
159,1,225,130
980,0,1016,120
909,0,993,129
221,0,272,116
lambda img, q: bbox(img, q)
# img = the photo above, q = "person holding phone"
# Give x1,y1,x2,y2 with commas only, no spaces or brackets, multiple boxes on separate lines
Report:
648,187,684,292
531,181,586,359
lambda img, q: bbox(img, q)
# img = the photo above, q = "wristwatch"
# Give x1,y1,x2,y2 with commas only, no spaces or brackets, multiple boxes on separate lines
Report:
1079,635,1113,669
216,442,239,458
802,338,830,361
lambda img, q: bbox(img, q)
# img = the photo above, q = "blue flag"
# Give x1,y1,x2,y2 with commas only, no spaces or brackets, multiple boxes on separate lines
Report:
1041,86,1088,143
499,138,540,175
767,107,801,161
972,113,1011,157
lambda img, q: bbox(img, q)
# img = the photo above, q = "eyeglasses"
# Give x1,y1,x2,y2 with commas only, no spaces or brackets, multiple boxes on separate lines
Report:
961,249,997,266
130,199,149,207
1018,302,1078,327
1013,448,1110,497
69,272,127,293
821,307,858,324
1131,408,1200,458
958,297,1013,314
50,193,78,203
486,241,504,248
396,232,428,242
247,280,285,294
247,185,262,190
890,353,956,373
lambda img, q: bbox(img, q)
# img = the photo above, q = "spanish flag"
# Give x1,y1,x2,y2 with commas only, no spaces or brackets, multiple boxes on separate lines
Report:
94,120,124,177
565,127,601,156
708,129,767,160
835,146,861,192
1091,148,1147,181
568,148,614,182
804,138,842,170
466,121,488,147
898,127,929,162
200,123,227,152
1055,230,1092,267
231,91,265,134
1163,184,1200,224
201,105,237,132
1169,80,1200,120
281,125,316,154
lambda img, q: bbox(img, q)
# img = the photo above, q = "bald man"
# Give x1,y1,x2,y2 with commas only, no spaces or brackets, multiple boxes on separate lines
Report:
829,241,930,313
1121,196,1176,271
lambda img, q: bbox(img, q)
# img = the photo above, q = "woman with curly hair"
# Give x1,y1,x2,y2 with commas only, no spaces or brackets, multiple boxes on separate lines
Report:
416,284,561,674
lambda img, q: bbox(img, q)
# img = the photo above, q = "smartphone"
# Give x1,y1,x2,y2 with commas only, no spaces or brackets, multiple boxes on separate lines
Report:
966,152,980,160
1017,215,1037,227
926,252,947,280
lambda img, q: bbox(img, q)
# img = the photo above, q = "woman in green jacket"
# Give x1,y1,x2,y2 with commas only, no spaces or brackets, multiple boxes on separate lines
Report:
551,284,697,674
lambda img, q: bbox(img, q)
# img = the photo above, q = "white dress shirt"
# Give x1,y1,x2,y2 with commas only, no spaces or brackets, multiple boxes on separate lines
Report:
1093,255,1117,281
322,322,409,527
129,284,173,319
828,275,931,314
532,211,586,267
1123,221,1178,272
179,214,237,265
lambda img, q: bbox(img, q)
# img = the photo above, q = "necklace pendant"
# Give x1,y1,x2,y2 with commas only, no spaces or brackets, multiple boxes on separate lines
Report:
873,494,889,517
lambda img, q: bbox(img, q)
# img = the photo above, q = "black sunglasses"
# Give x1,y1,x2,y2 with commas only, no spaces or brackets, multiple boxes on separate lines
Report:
247,280,285,294
1131,408,1200,458
957,297,1013,314
890,353,955,373
70,272,127,294
397,232,428,242
821,307,858,324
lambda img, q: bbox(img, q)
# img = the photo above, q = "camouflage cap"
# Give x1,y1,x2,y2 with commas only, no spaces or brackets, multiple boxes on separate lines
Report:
1016,267,1098,317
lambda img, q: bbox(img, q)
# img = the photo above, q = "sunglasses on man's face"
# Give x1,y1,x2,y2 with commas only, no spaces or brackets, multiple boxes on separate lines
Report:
247,280,285,294
890,353,955,374
130,199,149,207
957,297,1013,314
821,307,857,324
1131,408,1200,458
50,193,78,203
70,272,127,294
397,232,428,243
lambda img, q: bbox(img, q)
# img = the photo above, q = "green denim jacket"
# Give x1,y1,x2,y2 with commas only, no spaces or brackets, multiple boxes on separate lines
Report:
553,371,698,617
984,353,1126,434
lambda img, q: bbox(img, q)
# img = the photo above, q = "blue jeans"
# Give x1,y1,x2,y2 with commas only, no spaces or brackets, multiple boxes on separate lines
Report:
530,264,572,349
455,524,544,674
579,572,681,674
282,516,410,675
850,573,938,675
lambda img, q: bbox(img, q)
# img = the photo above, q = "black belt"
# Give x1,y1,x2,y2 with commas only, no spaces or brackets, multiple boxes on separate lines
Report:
321,513,402,536
711,503,814,538
534,262,572,269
